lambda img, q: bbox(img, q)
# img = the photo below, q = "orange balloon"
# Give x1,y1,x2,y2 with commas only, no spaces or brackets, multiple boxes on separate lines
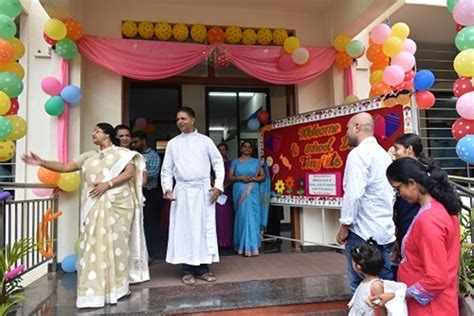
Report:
370,58,389,72
207,26,225,44
37,167,60,185
369,83,393,97
369,38,377,47
334,52,353,69
64,19,84,41
366,44,384,63
0,39,14,64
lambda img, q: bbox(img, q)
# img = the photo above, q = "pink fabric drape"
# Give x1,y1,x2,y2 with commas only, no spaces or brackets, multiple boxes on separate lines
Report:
343,66,354,97
77,35,337,84
58,59,69,163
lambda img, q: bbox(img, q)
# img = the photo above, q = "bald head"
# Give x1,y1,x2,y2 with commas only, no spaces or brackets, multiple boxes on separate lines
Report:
346,112,375,147
350,112,374,134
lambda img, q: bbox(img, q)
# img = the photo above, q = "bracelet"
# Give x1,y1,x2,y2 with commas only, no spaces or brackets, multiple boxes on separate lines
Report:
108,181,114,188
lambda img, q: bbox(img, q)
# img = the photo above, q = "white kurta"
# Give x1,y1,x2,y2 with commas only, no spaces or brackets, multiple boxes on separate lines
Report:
161,130,224,265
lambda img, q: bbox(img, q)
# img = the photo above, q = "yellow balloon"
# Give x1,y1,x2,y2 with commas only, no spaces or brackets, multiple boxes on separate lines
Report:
138,21,154,39
344,95,359,103
121,21,137,38
57,171,80,192
284,36,300,54
242,29,257,45
0,62,24,80
391,23,410,40
173,23,189,42
5,115,26,141
44,19,67,41
0,91,10,115
190,24,207,42
257,28,273,45
225,26,242,44
155,22,172,41
273,28,288,46
333,34,351,52
382,36,403,57
9,38,24,60
0,140,15,162
369,70,384,85
454,49,474,77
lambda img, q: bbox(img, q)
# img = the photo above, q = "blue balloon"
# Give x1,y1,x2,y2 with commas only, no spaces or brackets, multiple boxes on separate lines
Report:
61,254,77,273
413,70,435,91
247,118,260,131
456,135,474,164
60,85,82,104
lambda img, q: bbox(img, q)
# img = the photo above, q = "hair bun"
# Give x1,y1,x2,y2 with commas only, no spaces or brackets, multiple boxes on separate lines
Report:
366,237,378,246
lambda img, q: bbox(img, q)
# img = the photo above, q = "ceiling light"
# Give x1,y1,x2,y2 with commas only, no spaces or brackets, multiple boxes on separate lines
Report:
209,92,236,97
209,127,226,131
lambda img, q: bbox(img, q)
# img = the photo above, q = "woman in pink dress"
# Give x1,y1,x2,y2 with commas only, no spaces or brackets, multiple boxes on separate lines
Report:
215,143,234,247
372,157,461,315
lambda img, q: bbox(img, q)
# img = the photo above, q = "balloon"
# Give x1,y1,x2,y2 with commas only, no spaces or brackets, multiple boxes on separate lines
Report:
413,70,435,91
135,117,147,129
334,52,352,69
0,116,11,140
346,40,365,58
456,23,465,33
32,188,55,197
452,117,474,141
0,39,14,64
369,83,392,97
402,38,417,55
9,37,24,60
5,98,17,115
207,26,225,44
391,23,410,40
393,80,413,92
0,0,21,18
0,72,22,97
273,28,288,46
54,38,78,60
333,33,351,52
0,139,14,161
5,115,26,140
138,21,154,39
278,53,296,71
64,19,84,41
43,18,67,41
60,85,82,104
415,91,435,109
366,44,386,63
284,37,300,54
190,24,207,42
370,59,389,72
37,167,60,185
383,65,405,86
172,23,189,42
154,21,172,40
455,26,474,51
57,171,80,192
225,26,242,44
453,77,474,97
382,36,403,57
391,52,415,72
215,51,231,68
41,77,62,96
453,0,474,26
404,70,416,81
43,33,57,46
257,111,270,124
344,95,359,103
247,118,260,131
370,24,391,44
0,191,10,200
456,91,474,119
456,135,474,164
454,49,474,77
0,62,24,79
257,28,272,45
0,14,16,39
44,96,65,116
370,70,384,85
61,254,77,273
292,47,310,65
242,29,257,45
447,0,458,12
0,91,10,114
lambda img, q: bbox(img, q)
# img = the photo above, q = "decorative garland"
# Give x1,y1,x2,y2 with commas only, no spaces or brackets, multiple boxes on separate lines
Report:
37,208,62,258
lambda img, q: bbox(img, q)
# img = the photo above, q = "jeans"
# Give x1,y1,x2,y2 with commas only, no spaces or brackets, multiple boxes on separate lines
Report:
344,231,394,292
182,264,209,277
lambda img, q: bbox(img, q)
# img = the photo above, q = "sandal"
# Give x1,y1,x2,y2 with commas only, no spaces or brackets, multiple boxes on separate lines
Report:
196,272,216,282
182,274,196,285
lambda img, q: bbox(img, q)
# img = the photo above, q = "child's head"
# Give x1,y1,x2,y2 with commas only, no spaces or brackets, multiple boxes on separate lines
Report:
351,237,383,277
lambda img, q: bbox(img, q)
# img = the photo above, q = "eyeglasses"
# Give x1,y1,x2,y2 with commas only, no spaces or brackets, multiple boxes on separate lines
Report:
392,184,402,196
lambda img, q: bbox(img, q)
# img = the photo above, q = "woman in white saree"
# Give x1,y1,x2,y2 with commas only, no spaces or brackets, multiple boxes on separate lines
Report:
22,123,149,309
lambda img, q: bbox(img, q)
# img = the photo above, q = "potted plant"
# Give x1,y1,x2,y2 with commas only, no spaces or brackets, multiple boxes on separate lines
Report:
459,209,474,316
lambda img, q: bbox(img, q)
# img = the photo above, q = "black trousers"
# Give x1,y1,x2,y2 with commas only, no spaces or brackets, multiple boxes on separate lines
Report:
182,264,209,277
143,188,161,259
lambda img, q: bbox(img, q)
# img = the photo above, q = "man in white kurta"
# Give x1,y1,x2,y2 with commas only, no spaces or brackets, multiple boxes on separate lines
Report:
161,107,224,285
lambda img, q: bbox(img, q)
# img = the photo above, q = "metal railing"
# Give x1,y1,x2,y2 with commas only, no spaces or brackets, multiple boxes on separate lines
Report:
0,182,59,276
448,176,474,245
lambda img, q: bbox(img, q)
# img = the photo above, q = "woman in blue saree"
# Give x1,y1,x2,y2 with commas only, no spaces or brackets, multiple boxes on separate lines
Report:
229,141,270,257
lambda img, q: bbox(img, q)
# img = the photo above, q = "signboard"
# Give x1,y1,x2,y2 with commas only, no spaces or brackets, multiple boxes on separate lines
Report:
260,97,412,208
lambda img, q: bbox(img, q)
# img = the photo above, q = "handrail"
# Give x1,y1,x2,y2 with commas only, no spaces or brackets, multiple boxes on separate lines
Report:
449,175,474,185
0,182,55,189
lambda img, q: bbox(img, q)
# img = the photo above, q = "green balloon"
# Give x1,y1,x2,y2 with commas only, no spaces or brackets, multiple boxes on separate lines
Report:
346,39,365,58
447,0,458,13
45,96,64,116
0,13,16,39
0,0,21,18
0,72,22,97
455,25,474,51
54,38,78,60
73,239,79,254
0,116,12,140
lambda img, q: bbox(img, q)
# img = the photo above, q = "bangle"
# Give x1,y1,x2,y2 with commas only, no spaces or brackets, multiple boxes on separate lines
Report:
108,181,114,188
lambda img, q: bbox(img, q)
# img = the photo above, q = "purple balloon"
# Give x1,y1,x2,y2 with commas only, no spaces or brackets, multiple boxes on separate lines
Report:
0,191,10,200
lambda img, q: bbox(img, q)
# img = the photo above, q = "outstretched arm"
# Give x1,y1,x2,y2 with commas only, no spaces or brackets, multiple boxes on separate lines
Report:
22,152,79,173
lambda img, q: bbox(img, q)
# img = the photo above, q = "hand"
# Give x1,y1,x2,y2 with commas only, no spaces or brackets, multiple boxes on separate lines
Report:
368,292,395,308
209,187,222,204
164,190,176,201
22,152,43,166
336,225,349,245
89,182,109,198
391,242,399,262
241,176,251,183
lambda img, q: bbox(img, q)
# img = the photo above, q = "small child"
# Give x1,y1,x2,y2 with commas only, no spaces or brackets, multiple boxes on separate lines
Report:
348,237,386,316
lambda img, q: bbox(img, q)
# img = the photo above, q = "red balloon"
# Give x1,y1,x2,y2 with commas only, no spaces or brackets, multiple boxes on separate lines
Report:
404,70,415,82
453,77,474,97
215,51,231,68
43,33,57,46
456,23,465,33
415,91,435,109
257,110,270,124
452,117,474,141
6,98,19,115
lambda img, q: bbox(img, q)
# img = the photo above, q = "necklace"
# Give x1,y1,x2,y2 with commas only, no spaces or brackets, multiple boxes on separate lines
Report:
98,145,114,159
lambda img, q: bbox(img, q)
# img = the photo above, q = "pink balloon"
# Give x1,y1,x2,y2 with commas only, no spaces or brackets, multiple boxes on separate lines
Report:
456,91,474,119
404,70,415,81
278,53,296,71
391,52,416,72
41,77,63,96
402,39,417,55
32,188,55,197
370,24,391,44
135,117,147,129
383,65,405,86
373,115,386,139
272,163,280,175
453,0,474,26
